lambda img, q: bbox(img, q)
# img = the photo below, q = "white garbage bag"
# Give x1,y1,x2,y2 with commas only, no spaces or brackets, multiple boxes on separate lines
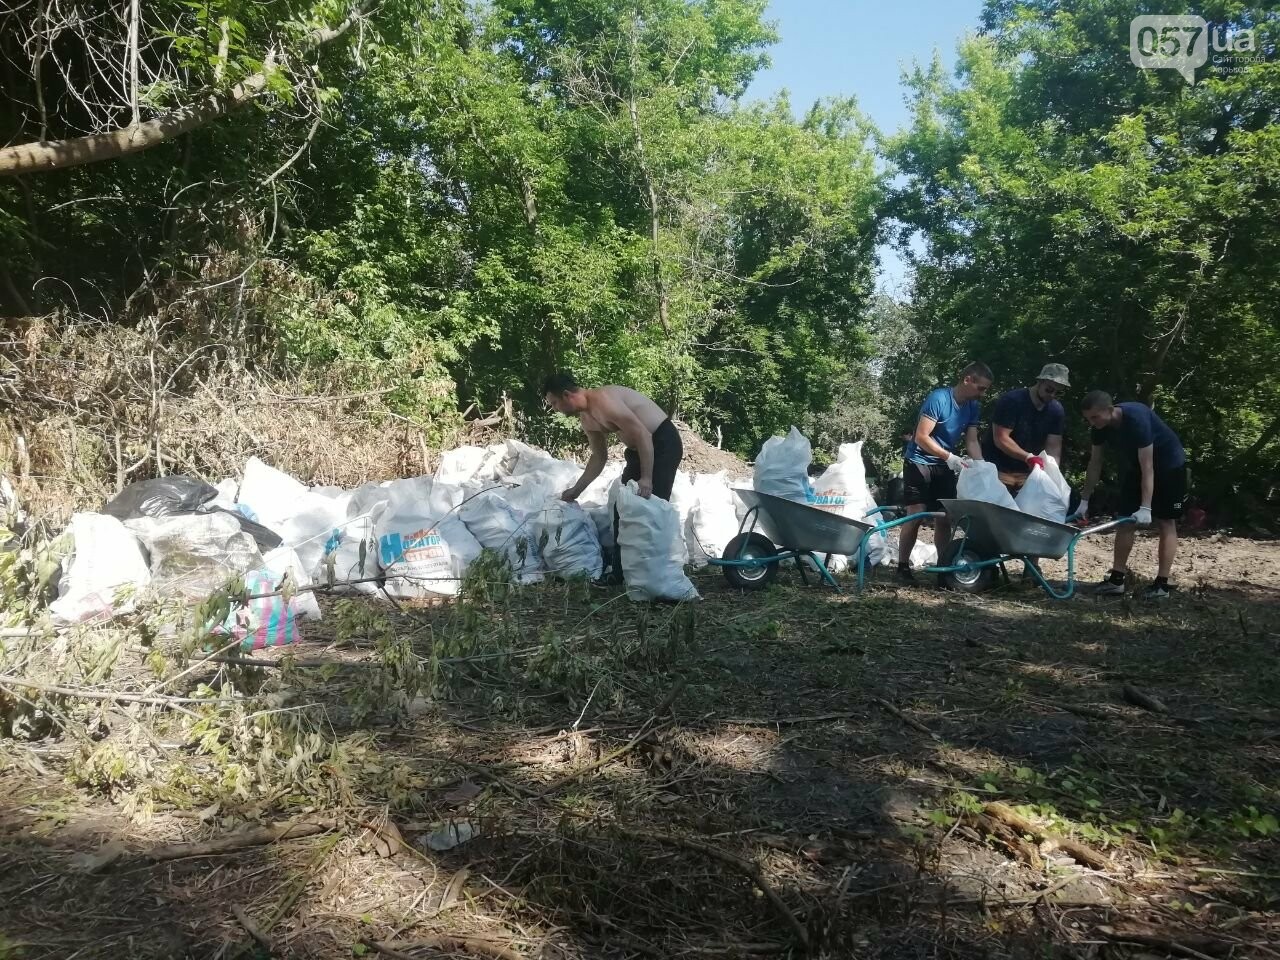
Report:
879,538,940,569
237,456,308,530
318,486,386,593
753,427,814,502
578,463,624,549
50,513,152,624
956,460,1018,510
1015,453,1072,523
126,512,263,599
459,488,545,584
686,472,741,566
616,482,699,602
375,485,481,599
261,546,323,622
810,441,887,566
667,471,695,564
499,440,581,492
278,493,350,581
209,478,240,512
531,500,603,580
435,446,491,486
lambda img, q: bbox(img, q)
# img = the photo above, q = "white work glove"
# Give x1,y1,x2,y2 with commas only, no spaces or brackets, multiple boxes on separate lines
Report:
1066,499,1088,522
945,453,968,474
1133,505,1153,526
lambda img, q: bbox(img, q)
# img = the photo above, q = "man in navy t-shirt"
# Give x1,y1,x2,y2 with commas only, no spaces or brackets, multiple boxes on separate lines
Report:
897,361,993,581
1070,391,1187,600
981,363,1069,495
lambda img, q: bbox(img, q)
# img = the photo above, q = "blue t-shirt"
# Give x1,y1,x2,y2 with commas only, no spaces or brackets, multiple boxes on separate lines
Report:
905,387,981,466
1091,402,1185,472
981,387,1066,473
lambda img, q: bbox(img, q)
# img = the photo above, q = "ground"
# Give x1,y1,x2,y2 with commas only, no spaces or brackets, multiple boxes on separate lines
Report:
1,529,1278,960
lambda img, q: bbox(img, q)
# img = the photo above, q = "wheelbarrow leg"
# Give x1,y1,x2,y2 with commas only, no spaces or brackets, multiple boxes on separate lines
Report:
807,552,841,591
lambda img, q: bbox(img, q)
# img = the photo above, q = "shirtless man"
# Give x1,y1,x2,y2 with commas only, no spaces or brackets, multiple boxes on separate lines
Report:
542,372,684,502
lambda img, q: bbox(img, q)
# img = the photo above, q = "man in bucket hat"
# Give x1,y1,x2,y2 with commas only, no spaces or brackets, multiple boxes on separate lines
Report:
981,363,1070,496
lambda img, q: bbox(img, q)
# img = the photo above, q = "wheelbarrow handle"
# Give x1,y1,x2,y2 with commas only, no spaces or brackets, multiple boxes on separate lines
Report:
1075,516,1138,538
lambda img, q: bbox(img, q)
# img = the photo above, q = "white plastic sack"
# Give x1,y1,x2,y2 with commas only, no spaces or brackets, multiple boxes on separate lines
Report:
50,513,151,624
261,546,323,622
459,489,545,584
667,471,694,564
318,487,386,593
753,427,813,502
126,512,263,599
956,461,1018,511
578,463,624,550
278,493,350,581
237,456,308,531
879,538,939,569
209,478,239,512
532,500,603,580
686,472,741,566
435,446,491,486
1015,453,1071,523
616,482,699,602
375,485,481,599
499,440,581,492
810,441,887,566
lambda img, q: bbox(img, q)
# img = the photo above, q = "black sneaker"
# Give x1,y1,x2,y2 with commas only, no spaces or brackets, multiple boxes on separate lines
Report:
1143,581,1173,601
896,565,916,584
1094,573,1125,597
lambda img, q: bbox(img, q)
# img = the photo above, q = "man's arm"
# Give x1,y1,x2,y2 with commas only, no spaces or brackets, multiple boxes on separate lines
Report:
1136,445,1155,511
993,425,1031,462
561,430,608,501
913,416,952,461
964,424,983,460
1046,434,1063,463
1079,444,1104,500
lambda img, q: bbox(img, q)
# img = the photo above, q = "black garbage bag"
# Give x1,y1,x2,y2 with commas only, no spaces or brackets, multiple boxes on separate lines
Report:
102,477,218,520
102,477,282,551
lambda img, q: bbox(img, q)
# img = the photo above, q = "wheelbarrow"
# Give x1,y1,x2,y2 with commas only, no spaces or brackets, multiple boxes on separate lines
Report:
710,490,873,590
855,499,1135,600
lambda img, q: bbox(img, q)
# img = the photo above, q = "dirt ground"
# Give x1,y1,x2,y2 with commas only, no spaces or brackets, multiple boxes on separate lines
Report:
1,528,1278,960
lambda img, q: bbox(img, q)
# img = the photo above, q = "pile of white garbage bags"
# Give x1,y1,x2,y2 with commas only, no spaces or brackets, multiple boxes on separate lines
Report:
47,428,935,626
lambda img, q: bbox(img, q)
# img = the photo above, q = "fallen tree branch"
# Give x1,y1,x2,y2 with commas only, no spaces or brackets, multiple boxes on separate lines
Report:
872,697,941,741
982,802,1109,871
364,933,523,960
1122,684,1169,714
612,826,810,950
536,719,673,797
1098,922,1233,959
232,904,274,954
74,818,336,872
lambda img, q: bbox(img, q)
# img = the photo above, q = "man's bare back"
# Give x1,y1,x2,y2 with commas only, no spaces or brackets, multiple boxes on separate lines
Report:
577,386,668,438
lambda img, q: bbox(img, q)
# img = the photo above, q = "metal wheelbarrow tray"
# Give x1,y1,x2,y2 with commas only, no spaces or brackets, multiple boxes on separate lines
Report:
709,489,873,590
925,498,1134,599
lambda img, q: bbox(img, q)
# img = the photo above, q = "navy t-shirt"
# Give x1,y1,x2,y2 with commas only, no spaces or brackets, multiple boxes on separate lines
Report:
1091,402,1186,472
981,388,1066,473
905,387,981,466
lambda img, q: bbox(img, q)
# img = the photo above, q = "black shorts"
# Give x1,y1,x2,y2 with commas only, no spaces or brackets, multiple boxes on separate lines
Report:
619,418,683,500
1119,465,1187,521
902,460,957,512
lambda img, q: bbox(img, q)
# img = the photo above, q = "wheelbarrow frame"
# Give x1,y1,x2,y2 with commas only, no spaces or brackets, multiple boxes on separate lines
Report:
853,500,1137,600
710,489,874,590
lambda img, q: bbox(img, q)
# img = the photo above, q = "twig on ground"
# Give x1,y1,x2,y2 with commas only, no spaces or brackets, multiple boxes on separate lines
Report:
612,826,810,950
982,802,1109,871
231,904,274,953
74,818,336,872
872,697,941,741
1122,684,1168,714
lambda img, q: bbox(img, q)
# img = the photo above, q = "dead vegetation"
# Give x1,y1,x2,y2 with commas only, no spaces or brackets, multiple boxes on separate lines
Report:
1,536,1279,959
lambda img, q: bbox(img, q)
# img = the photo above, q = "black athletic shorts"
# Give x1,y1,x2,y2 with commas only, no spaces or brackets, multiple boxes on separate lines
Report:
1118,465,1187,521
902,460,957,512
619,418,683,500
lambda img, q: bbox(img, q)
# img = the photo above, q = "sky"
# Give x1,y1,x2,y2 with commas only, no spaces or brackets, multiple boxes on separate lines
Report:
743,0,987,292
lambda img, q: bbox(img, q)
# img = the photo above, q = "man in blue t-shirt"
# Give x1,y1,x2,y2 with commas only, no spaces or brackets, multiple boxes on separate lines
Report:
1069,391,1187,600
981,363,1069,495
897,361,993,581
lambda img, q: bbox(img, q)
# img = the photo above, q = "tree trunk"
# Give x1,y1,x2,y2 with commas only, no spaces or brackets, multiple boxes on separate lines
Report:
628,94,670,335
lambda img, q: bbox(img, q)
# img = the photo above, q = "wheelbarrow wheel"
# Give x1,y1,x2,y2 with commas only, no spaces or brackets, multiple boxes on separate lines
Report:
722,532,778,590
938,539,996,594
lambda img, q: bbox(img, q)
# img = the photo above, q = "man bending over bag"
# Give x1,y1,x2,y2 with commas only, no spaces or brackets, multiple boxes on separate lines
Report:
543,372,684,579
